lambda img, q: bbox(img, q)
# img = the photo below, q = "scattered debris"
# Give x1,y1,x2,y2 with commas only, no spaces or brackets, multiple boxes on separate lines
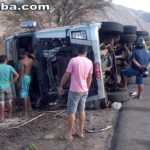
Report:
43,134,55,140
53,110,66,118
129,91,137,97
8,113,45,130
112,102,122,110
42,110,65,113
0,109,117,150
84,125,112,133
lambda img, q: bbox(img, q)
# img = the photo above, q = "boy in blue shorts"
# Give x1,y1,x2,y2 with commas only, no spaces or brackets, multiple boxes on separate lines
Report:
18,51,35,117
123,38,150,99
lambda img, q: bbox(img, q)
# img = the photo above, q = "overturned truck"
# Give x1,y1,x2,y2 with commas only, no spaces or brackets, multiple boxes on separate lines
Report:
5,21,150,109
100,22,150,103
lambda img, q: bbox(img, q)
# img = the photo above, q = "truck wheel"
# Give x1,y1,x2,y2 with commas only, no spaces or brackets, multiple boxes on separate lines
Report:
124,25,137,34
144,36,150,41
137,31,149,36
100,22,123,35
108,90,130,103
128,76,135,85
94,100,100,109
120,34,137,42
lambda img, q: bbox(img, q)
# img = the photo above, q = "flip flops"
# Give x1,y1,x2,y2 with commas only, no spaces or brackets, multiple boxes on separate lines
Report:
74,133,85,139
61,135,73,142
0,120,5,123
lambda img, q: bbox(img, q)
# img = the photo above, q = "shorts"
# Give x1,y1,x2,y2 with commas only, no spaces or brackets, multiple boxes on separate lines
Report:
20,75,31,99
67,91,88,114
123,68,144,85
0,87,13,104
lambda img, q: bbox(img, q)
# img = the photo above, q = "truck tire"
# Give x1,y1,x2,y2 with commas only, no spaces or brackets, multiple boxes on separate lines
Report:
124,25,137,34
143,36,150,41
128,76,135,85
137,31,149,36
138,36,150,41
108,90,130,103
120,34,137,42
94,100,100,109
100,22,123,35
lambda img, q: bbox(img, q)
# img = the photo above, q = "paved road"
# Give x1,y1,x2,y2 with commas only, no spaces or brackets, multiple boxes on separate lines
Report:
111,78,150,150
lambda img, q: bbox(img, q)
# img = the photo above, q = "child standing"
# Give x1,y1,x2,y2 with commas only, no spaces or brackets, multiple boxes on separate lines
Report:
0,55,19,122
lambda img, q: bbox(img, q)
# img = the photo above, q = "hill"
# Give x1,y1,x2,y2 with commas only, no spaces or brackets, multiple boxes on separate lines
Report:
0,3,150,37
92,4,150,32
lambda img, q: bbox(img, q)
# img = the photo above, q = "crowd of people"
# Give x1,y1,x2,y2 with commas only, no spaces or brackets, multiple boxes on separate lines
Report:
0,50,36,122
0,46,93,141
0,38,150,141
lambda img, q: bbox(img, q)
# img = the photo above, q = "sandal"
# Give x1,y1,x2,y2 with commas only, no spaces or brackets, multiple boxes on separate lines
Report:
0,120,5,123
74,133,85,139
61,135,73,142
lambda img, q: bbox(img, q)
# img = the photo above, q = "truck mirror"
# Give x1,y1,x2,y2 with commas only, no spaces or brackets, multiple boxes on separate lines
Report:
20,21,37,28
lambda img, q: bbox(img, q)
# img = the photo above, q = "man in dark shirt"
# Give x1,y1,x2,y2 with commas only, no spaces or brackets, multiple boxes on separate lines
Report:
123,38,150,99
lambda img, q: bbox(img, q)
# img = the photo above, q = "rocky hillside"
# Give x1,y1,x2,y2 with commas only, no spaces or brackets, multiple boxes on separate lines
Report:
89,4,150,32
0,3,150,36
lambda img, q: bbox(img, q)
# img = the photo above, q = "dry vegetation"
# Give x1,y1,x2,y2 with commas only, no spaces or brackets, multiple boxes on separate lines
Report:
3,0,111,37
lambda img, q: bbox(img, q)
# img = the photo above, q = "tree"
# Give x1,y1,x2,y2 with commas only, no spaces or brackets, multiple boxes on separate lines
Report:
3,0,112,36
53,0,111,26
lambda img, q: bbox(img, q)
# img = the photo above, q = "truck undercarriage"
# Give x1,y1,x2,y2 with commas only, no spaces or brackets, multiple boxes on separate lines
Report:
35,38,98,108
99,22,150,103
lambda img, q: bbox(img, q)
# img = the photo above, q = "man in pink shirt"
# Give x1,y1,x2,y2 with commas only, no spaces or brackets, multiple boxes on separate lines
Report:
59,46,93,141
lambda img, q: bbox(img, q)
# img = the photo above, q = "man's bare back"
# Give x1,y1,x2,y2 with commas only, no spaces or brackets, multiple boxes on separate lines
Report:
18,54,35,117
21,57,34,76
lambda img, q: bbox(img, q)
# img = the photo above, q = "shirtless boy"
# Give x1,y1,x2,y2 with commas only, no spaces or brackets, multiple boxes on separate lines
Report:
18,51,35,117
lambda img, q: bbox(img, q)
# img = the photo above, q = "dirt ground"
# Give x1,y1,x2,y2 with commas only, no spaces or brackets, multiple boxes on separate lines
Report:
0,108,118,150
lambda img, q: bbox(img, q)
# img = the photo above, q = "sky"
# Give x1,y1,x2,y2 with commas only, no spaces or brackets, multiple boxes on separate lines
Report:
113,0,150,12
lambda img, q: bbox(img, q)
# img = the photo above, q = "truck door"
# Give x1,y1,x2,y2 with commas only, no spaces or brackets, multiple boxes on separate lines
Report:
5,36,19,66
5,37,13,60
5,36,17,60
69,24,105,102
